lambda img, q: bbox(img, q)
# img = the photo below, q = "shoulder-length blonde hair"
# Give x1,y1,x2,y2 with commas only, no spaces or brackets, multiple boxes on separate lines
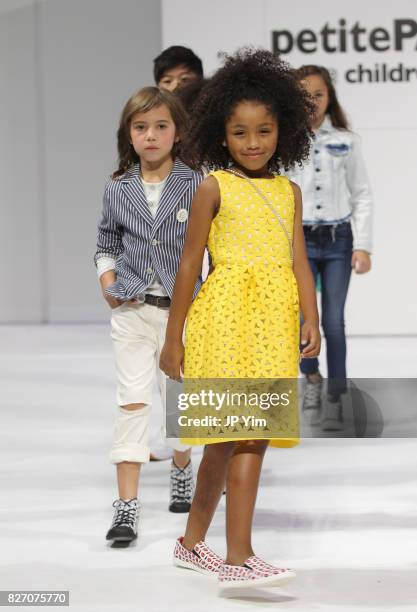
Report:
113,86,188,178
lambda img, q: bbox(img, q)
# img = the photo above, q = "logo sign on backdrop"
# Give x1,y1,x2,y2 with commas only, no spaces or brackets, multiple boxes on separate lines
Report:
272,19,417,84
163,0,417,128
264,1,417,128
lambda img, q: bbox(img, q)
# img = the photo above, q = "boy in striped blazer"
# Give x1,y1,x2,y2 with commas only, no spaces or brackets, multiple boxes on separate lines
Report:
95,86,203,544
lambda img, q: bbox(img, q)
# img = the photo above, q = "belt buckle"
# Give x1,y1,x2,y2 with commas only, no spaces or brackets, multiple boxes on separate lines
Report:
155,295,165,309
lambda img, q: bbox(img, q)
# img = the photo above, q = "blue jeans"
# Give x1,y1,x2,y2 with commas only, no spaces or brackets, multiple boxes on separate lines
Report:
300,222,353,398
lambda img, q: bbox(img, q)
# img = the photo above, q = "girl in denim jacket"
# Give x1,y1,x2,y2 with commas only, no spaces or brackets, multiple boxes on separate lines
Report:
288,65,373,430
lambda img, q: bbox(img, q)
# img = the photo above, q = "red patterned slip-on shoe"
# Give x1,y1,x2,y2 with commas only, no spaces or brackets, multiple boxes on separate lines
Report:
218,555,296,591
173,537,224,576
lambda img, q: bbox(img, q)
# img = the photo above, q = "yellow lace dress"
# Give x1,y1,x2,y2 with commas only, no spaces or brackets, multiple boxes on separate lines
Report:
183,170,300,447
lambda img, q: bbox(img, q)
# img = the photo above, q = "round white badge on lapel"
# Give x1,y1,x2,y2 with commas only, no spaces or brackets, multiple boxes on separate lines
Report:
177,208,188,223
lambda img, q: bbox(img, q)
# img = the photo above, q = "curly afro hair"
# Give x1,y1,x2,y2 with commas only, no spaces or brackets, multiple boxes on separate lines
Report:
183,48,314,173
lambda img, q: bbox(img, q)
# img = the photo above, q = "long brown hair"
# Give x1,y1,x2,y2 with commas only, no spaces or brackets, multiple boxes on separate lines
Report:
294,65,349,130
113,86,188,178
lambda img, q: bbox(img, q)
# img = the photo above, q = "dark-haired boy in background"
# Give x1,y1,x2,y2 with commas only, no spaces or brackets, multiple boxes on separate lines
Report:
154,45,203,92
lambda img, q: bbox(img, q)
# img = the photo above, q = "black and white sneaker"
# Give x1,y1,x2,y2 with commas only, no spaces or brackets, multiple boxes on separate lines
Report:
321,396,344,432
302,374,323,425
106,498,140,543
169,461,194,513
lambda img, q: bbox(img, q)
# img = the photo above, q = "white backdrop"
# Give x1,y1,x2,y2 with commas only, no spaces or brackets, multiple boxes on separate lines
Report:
1,0,415,332
0,0,161,323
162,0,417,335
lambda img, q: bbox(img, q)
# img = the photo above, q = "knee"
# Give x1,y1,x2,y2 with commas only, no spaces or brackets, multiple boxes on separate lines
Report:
120,402,147,411
226,469,246,490
322,317,345,336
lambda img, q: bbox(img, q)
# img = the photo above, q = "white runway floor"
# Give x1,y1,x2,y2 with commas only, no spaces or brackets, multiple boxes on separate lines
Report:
1,326,417,611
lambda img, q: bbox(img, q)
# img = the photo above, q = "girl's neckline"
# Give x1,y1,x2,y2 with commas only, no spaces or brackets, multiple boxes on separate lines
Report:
225,169,277,180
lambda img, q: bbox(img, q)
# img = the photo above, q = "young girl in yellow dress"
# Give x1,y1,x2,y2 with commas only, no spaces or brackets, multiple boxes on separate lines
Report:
160,49,321,592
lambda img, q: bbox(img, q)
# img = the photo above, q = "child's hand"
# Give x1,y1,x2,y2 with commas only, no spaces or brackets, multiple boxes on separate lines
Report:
300,322,321,359
106,296,124,310
159,340,185,382
352,250,371,274
99,270,122,309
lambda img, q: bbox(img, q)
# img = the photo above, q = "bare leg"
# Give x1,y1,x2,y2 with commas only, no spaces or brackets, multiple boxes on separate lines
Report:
116,402,145,499
173,448,192,469
117,462,141,500
182,441,235,550
225,440,269,565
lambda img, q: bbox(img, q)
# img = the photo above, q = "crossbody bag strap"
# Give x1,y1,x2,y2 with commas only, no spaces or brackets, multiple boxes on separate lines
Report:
226,169,294,265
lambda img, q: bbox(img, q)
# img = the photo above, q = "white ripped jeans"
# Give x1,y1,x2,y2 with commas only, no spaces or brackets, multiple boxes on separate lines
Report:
109,302,189,464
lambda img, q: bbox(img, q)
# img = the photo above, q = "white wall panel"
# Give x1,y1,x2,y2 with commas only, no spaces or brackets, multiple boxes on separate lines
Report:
0,0,161,323
345,128,417,334
0,4,43,322
40,0,162,321
163,0,417,335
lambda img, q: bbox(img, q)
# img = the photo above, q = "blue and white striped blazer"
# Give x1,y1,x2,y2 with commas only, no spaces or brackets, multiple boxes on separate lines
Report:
95,158,204,300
